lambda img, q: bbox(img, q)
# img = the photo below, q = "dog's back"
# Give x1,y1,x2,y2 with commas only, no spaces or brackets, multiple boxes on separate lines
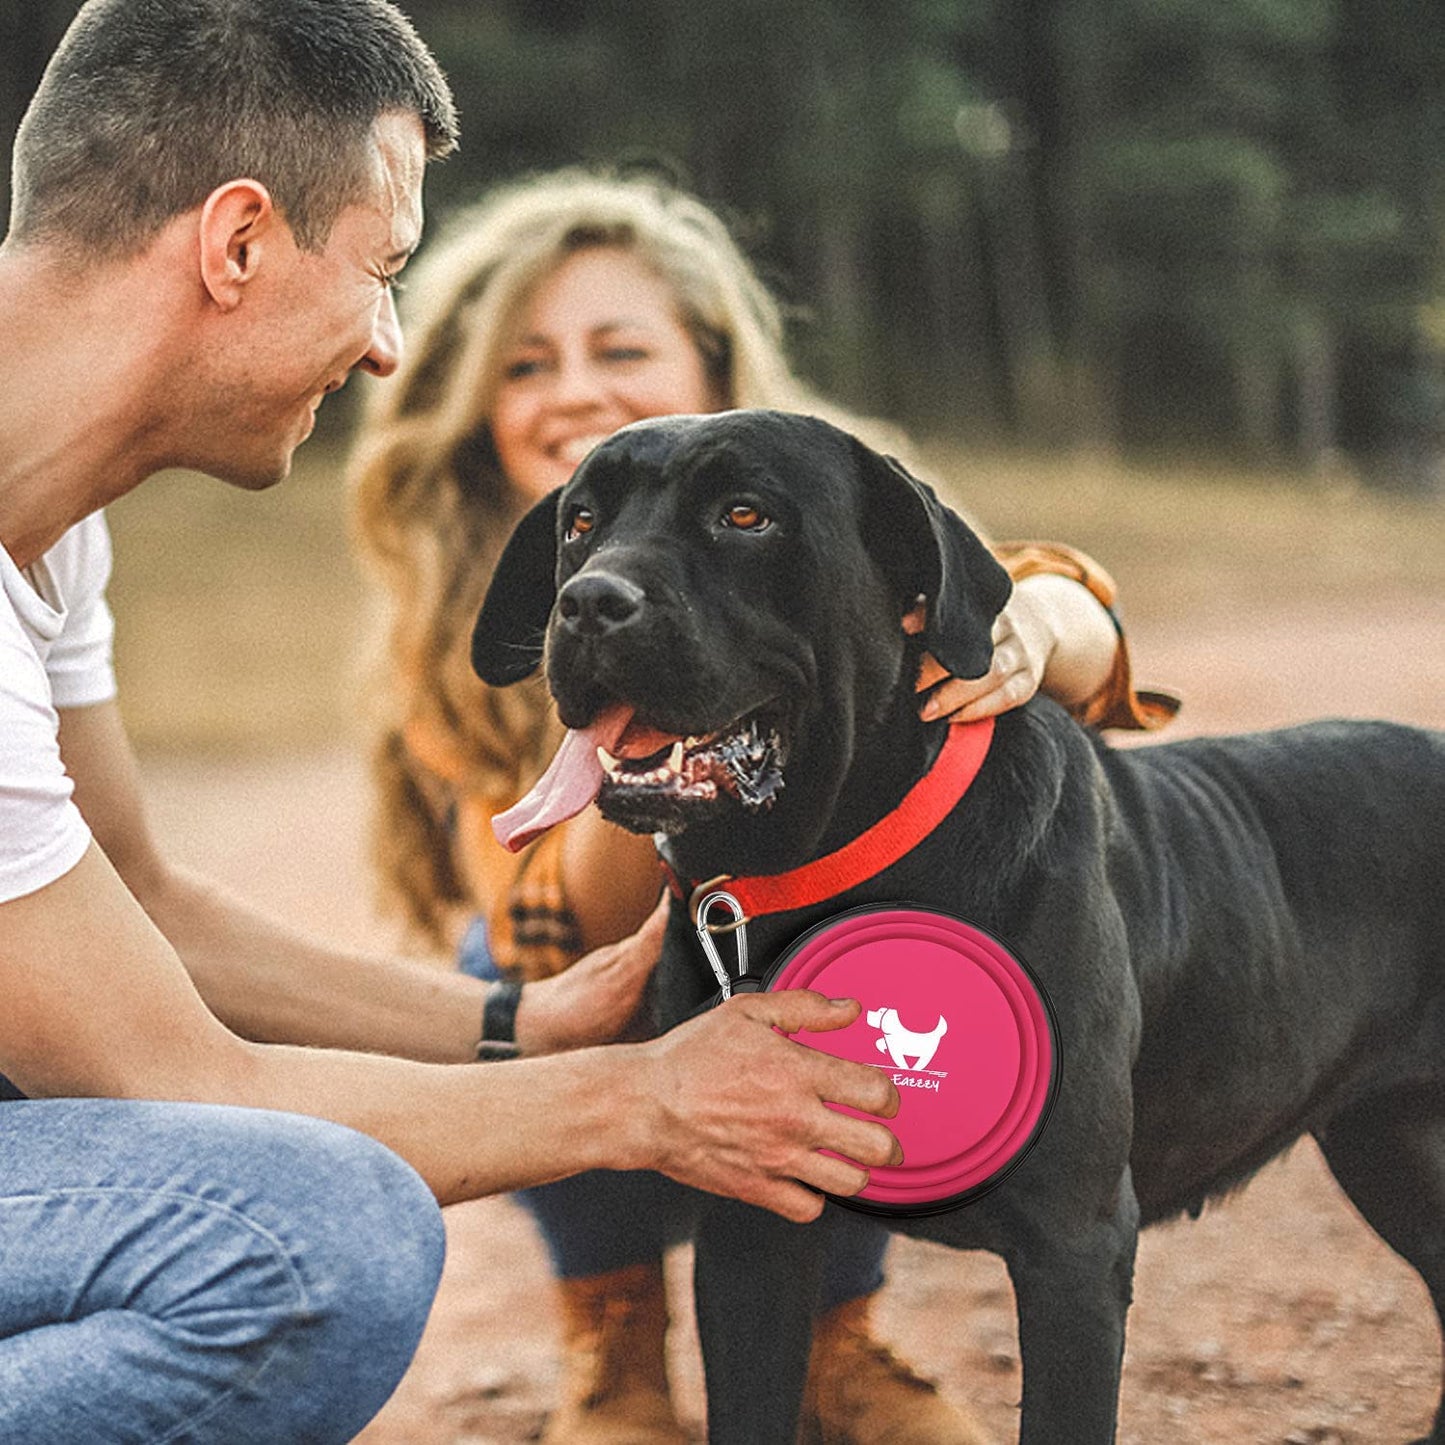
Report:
1094,718,1445,1221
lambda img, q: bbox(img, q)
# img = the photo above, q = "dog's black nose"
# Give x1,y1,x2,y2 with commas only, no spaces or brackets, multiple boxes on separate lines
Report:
557,572,645,637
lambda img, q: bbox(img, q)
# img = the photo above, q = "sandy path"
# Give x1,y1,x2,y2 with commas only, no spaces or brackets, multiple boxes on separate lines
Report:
138,594,1445,1445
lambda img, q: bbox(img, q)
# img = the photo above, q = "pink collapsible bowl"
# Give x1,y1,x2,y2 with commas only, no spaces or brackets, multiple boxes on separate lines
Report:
769,905,1059,1216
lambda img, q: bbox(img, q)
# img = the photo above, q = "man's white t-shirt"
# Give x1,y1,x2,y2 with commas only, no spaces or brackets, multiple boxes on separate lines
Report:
0,513,117,903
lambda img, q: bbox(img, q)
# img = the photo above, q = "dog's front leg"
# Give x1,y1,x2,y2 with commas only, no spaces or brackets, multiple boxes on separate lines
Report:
694,1193,826,1445
1007,1172,1140,1445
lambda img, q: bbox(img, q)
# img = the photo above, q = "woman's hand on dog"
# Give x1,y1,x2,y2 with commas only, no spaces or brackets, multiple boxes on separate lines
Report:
914,574,1118,722
513,894,668,1055
626,991,903,1222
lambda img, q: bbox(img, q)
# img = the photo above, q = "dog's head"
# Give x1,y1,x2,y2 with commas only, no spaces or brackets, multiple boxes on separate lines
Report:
472,410,1010,872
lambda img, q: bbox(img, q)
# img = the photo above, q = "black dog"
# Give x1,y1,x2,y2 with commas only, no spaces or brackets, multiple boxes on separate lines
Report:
473,409,1445,1445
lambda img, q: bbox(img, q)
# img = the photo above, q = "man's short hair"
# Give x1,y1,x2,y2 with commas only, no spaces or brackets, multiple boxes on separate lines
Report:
10,0,458,258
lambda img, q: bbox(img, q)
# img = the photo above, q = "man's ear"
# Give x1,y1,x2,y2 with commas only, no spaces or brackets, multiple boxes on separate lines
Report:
471,490,563,685
197,180,279,309
854,439,1011,681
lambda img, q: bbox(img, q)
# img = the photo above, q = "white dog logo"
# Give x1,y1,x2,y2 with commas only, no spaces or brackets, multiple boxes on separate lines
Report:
866,1005,948,1072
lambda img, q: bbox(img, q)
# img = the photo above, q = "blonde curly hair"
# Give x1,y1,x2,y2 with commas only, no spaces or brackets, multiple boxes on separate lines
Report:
349,167,896,944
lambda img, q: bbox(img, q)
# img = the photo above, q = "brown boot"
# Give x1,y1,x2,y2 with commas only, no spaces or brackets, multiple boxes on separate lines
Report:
543,1261,690,1445
800,1293,991,1445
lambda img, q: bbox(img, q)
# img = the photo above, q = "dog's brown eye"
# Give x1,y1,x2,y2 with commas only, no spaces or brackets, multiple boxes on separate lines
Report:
724,503,769,531
566,508,595,541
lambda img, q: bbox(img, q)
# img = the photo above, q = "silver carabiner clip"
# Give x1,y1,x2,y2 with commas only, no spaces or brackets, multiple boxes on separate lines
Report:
694,889,750,1000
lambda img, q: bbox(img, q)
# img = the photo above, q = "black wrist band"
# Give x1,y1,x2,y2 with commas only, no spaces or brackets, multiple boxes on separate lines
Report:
476,980,523,1061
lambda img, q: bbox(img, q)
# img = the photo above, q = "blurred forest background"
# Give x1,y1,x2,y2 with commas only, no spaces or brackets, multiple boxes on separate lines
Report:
6,0,1445,485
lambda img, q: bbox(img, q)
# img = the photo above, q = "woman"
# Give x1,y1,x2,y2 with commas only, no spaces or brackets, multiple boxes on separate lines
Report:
350,168,1171,1445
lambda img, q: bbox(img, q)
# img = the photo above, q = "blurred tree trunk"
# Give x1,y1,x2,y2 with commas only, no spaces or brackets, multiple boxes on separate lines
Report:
963,115,1064,443
1235,187,1285,459
1295,311,1339,475
1050,0,1119,454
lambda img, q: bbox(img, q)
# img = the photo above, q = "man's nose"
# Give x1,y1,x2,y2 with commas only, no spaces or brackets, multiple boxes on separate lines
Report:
359,289,403,378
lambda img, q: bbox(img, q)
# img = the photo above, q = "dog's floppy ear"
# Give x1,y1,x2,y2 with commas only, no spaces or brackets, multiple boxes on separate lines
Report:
854,440,1012,681
471,489,562,685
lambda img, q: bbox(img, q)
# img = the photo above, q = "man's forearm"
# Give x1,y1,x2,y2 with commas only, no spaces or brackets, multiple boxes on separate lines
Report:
219,1036,648,1205
142,864,485,1062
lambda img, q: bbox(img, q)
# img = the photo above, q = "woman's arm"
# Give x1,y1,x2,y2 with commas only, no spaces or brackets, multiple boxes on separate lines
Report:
914,540,1178,729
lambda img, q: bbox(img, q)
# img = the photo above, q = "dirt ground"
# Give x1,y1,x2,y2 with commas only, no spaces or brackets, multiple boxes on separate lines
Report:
135,580,1445,1445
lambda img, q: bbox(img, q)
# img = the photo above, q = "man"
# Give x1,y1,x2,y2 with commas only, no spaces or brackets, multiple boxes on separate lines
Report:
0,2,901,1440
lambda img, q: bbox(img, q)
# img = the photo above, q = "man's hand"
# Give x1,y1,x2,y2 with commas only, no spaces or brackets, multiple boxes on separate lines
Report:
514,894,668,1054
630,990,902,1223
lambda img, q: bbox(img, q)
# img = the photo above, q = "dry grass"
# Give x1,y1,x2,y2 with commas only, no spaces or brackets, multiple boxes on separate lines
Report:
107,442,379,751
107,439,1444,752
925,446,1444,627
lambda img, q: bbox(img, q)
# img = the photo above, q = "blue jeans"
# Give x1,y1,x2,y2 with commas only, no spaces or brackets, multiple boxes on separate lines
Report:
459,918,888,1310
0,1097,445,1444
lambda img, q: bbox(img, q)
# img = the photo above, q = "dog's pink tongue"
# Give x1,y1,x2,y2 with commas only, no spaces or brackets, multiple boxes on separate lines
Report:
492,703,634,853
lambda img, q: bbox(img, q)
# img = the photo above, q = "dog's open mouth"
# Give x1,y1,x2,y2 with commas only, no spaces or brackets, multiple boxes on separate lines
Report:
492,702,788,853
598,713,786,809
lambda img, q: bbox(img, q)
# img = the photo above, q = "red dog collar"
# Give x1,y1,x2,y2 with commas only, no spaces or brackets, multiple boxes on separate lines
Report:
664,717,995,924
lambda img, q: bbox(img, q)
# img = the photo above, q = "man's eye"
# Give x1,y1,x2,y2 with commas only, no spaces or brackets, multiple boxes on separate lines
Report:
503,357,546,381
566,508,595,541
723,503,770,531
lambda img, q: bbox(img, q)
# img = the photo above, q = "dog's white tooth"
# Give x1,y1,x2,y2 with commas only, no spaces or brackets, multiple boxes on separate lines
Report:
597,746,619,772
668,742,685,772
